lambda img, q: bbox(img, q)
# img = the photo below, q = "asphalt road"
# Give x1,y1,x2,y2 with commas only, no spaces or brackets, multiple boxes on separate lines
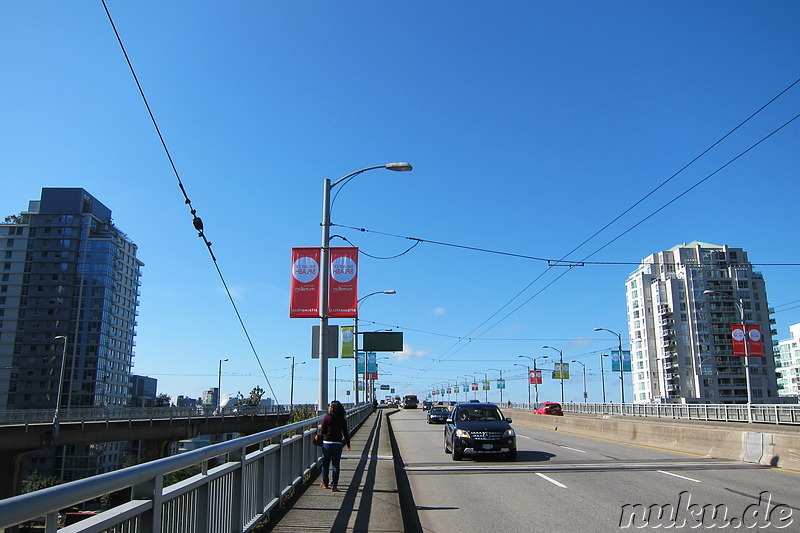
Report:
391,408,800,532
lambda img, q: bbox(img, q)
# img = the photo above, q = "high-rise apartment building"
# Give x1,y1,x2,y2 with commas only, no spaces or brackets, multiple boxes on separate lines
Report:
0,188,143,480
775,323,800,399
626,242,779,404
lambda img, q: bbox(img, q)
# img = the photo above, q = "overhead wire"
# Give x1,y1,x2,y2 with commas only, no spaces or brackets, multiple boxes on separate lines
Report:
334,224,800,267
392,77,800,376
101,0,279,404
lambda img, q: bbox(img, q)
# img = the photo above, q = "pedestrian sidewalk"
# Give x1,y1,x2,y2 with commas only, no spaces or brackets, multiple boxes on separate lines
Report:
265,409,404,532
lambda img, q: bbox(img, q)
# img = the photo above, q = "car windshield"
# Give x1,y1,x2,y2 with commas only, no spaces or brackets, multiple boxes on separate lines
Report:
547,404,562,409
457,407,503,421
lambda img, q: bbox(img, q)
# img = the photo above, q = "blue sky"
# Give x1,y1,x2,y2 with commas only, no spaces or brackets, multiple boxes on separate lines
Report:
2,2,799,406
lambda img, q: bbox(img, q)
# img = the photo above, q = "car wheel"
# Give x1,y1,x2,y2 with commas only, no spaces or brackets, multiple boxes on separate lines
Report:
505,449,517,461
452,448,462,461
444,436,451,454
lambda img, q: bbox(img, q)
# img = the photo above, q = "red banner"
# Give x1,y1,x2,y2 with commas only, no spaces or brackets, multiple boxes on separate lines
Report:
731,324,746,357
289,248,320,318
529,370,542,385
747,325,763,357
471,382,478,391
328,247,359,318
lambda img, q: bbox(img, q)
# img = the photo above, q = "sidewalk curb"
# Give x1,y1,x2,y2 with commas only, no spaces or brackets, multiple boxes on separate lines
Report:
386,409,424,533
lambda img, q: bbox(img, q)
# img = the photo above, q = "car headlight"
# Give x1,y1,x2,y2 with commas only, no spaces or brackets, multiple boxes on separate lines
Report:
455,428,471,439
503,428,515,438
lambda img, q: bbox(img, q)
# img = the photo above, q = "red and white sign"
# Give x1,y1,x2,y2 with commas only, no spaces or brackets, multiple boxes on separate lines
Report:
731,324,764,357
747,325,763,357
328,247,359,318
471,382,478,391
290,247,320,318
731,324,746,357
529,370,542,385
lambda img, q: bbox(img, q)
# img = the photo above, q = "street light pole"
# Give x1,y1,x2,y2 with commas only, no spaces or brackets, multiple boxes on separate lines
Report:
356,290,396,405
704,290,752,422
542,346,564,403
53,335,68,437
218,358,229,413
572,360,587,402
458,376,470,402
479,372,489,402
488,368,504,404
334,364,349,401
513,363,530,407
284,356,305,413
594,328,625,404
599,353,609,403
319,164,411,413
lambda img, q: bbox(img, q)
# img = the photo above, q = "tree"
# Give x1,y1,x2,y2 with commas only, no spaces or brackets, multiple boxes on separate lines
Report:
155,393,171,407
246,386,265,406
22,471,62,493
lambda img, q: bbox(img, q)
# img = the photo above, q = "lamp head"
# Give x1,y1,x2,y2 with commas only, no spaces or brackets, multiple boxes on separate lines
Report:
593,328,603,332
384,290,397,294
385,162,413,172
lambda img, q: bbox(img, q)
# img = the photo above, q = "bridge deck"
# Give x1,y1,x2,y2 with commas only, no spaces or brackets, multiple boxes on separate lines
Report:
264,409,404,533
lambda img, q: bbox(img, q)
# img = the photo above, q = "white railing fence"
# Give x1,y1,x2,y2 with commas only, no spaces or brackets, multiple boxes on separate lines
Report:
510,402,800,425
0,403,372,532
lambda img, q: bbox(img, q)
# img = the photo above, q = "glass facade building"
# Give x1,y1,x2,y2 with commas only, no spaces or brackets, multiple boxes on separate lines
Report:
0,188,143,480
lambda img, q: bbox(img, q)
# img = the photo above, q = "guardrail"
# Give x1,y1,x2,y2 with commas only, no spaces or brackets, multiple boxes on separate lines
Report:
559,402,800,425
0,403,372,532
0,405,292,426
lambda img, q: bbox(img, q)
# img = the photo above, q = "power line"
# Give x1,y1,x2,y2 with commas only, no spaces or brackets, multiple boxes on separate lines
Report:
335,224,800,267
379,77,800,377
101,1,279,404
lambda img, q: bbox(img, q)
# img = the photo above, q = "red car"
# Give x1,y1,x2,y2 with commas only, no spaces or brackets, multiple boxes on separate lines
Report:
534,402,563,416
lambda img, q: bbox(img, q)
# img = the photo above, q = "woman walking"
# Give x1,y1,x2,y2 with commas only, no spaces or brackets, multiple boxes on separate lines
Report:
318,400,351,491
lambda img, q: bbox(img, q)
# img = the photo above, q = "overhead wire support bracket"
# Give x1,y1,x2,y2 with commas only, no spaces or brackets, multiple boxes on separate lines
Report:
547,260,584,268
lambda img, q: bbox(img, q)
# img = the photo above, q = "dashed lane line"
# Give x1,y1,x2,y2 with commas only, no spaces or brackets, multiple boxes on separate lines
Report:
536,473,567,488
559,445,586,453
658,470,701,483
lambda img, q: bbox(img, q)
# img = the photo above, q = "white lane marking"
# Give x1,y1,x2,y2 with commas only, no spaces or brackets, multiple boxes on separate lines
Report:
657,470,701,483
518,435,531,439
559,446,586,453
536,473,567,488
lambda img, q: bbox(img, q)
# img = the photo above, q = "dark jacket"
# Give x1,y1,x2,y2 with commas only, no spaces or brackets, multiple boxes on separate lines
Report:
319,413,351,446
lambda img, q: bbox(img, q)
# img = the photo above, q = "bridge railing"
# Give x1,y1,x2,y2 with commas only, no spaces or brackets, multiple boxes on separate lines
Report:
0,403,372,532
0,405,302,426
558,402,800,425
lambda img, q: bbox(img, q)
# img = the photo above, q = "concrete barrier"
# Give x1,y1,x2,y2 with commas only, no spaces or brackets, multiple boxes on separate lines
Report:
508,409,800,471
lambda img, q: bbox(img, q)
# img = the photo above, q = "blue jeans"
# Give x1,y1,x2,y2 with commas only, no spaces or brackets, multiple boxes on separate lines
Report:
321,442,344,487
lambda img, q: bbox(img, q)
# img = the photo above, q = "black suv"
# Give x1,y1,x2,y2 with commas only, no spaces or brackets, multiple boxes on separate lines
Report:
427,405,450,424
444,403,516,461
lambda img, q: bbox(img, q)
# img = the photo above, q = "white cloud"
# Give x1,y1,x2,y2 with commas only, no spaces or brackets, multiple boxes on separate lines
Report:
432,307,446,316
392,344,429,361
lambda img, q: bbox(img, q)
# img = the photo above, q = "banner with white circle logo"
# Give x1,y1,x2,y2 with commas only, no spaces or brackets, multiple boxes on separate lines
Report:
289,247,320,318
329,247,359,318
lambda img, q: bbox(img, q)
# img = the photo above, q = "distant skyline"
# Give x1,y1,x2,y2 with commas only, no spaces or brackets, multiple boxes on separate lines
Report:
2,2,799,406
